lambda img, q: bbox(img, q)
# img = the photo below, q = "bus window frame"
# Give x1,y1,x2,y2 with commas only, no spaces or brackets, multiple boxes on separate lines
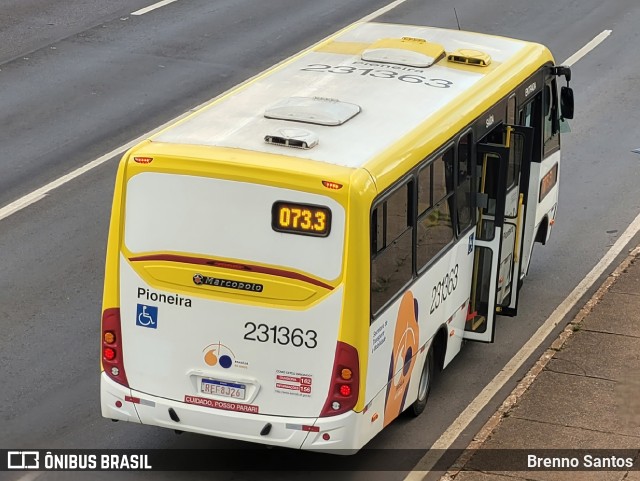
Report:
370,175,415,319
415,143,456,274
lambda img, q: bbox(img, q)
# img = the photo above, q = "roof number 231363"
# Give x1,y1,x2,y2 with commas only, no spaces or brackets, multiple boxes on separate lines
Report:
300,64,453,88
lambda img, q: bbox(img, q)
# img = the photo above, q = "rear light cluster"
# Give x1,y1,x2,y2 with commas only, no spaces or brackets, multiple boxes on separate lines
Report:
102,308,129,387
322,180,343,190
320,341,359,417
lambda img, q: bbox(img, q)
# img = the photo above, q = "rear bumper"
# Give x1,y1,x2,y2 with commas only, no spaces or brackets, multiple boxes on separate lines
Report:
101,373,362,452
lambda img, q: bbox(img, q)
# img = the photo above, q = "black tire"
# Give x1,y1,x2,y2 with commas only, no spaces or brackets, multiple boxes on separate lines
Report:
409,345,434,417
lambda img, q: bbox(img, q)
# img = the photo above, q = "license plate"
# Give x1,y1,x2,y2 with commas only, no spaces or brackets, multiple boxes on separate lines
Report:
200,379,246,400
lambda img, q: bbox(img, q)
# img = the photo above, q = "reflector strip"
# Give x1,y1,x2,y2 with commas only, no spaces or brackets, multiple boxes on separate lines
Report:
124,396,156,407
285,423,320,432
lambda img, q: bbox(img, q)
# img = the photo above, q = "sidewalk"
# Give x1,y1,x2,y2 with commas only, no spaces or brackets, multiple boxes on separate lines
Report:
441,246,640,481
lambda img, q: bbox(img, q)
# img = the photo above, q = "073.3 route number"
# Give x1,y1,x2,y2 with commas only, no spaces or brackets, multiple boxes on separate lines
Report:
244,322,318,349
430,264,459,314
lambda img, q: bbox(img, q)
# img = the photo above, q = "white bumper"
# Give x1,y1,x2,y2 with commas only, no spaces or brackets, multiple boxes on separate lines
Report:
101,374,363,452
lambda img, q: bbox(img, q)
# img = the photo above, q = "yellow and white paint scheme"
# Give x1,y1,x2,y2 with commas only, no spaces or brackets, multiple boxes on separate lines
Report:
101,22,561,452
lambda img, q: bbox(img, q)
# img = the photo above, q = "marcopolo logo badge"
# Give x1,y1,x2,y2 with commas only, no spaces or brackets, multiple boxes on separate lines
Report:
193,274,263,292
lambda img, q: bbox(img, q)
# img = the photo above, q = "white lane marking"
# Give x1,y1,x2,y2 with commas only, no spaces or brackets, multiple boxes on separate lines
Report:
0,0,412,223
131,0,179,16
403,29,615,481
563,29,612,66
0,143,129,222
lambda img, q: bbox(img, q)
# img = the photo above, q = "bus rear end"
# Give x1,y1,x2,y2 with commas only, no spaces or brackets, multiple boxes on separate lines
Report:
100,149,362,451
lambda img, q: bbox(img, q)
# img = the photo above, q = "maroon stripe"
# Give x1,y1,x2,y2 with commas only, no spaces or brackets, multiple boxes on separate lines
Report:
129,254,334,291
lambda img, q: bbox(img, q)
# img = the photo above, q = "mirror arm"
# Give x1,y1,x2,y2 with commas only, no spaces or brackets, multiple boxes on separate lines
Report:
552,65,572,86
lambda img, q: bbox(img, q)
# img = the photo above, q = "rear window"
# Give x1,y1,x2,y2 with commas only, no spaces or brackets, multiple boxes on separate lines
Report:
124,173,345,280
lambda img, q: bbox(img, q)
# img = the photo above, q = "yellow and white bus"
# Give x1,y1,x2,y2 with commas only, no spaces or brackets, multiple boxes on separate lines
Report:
101,22,573,452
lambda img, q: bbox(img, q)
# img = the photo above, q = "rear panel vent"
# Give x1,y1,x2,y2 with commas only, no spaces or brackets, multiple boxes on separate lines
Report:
264,128,319,150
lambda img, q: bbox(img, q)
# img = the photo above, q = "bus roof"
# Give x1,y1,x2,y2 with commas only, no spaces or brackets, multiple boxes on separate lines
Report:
150,22,554,190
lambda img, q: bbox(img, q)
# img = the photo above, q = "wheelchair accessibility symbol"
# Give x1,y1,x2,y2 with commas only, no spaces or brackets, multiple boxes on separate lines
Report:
136,304,158,329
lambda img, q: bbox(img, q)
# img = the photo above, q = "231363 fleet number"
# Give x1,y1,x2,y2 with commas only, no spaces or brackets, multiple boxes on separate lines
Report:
244,322,318,349
430,264,459,314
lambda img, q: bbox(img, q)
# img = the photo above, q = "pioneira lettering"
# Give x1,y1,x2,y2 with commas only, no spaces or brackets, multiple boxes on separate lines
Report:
137,287,192,307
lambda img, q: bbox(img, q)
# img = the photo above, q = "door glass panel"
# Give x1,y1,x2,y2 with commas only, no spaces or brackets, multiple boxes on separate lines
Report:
476,153,501,241
466,246,494,334
456,133,474,234
506,133,523,193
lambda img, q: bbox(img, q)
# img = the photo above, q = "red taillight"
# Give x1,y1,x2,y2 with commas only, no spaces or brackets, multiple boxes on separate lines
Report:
320,341,360,417
102,308,129,387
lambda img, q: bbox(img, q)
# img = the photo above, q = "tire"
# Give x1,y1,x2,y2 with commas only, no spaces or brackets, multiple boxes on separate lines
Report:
409,345,434,417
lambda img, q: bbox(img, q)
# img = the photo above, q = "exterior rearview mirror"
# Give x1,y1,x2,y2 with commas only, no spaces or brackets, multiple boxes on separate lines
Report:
560,86,574,120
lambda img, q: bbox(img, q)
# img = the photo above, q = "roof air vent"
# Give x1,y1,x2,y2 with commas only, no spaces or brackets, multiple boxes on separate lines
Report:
264,128,319,150
362,37,446,68
447,49,492,67
264,97,361,126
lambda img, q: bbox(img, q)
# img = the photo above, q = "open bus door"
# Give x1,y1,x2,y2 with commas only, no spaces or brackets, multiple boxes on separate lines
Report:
464,125,534,342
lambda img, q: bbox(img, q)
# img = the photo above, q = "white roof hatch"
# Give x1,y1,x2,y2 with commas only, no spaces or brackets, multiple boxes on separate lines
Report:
264,97,361,126
362,36,446,67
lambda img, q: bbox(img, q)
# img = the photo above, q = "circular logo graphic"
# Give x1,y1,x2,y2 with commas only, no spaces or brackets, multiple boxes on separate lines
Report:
203,342,235,369
193,274,204,285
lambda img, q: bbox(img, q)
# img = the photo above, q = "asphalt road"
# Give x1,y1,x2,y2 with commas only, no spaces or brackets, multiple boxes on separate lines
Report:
1,0,640,480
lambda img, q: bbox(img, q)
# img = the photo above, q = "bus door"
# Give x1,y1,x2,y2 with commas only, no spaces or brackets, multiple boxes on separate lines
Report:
464,125,533,342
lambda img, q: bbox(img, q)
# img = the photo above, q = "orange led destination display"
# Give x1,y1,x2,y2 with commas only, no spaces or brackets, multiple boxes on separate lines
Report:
272,202,331,237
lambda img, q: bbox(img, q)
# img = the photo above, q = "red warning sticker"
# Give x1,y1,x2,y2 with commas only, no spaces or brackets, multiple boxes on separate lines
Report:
274,370,313,397
184,395,259,414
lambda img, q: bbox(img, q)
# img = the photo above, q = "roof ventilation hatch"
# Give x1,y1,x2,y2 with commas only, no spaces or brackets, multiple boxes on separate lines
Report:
264,97,361,126
361,37,446,68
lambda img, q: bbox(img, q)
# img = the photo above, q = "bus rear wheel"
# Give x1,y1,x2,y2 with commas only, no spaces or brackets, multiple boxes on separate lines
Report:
409,345,434,417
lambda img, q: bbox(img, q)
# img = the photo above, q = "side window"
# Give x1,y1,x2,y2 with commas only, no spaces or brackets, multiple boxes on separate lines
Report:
543,79,560,156
507,133,522,190
416,148,455,270
417,166,431,215
507,94,516,125
371,182,413,315
520,91,543,163
456,133,474,234
432,149,455,204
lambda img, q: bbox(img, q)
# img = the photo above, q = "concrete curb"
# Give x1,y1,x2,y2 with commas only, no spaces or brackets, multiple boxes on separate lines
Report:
439,244,640,481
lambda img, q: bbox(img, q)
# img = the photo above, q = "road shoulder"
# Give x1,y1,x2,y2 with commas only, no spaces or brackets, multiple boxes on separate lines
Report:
440,245,640,480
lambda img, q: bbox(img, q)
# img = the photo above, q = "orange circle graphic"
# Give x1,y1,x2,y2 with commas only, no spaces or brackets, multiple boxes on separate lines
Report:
204,350,218,366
